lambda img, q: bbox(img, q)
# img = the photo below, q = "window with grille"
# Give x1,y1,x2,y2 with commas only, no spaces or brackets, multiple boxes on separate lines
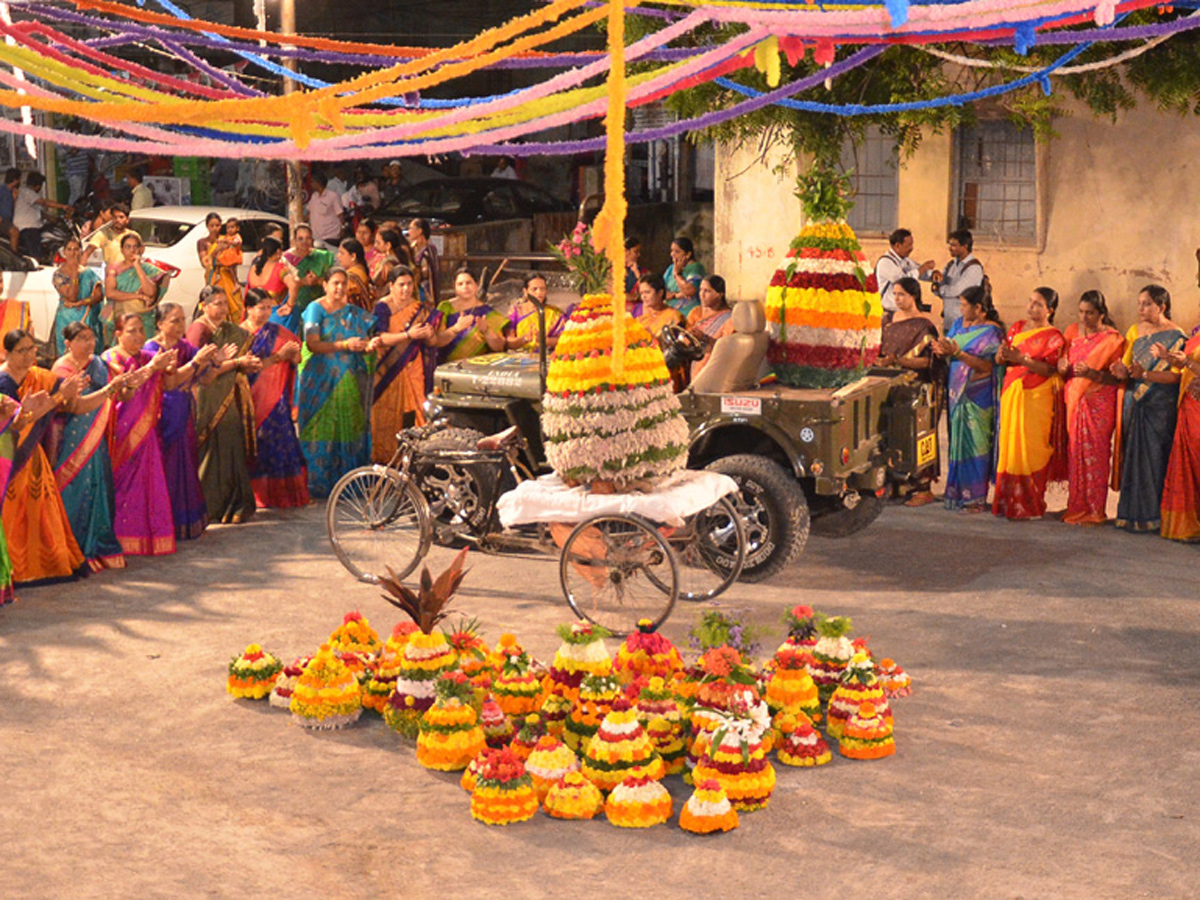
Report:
954,120,1037,243
840,126,899,234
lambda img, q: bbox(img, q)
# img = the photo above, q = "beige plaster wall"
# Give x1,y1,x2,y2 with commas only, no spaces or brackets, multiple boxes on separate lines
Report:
715,101,1200,333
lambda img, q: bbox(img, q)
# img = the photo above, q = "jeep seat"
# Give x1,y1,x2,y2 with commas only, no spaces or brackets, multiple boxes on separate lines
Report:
689,299,769,393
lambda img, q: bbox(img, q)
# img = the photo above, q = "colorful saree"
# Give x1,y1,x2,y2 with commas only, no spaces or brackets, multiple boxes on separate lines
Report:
206,238,245,322
414,242,440,305
280,247,334,334
298,302,373,497
992,322,1066,519
881,315,941,483
0,367,87,582
943,319,1004,509
113,262,168,346
638,305,684,344
102,348,175,556
248,322,309,508
0,403,19,603
52,267,103,358
346,263,374,313
372,301,442,465
144,338,208,540
687,306,735,379
187,319,257,524
0,300,31,359
506,303,564,351
436,301,506,363
51,354,125,571
1114,326,1185,533
1160,331,1200,541
1061,324,1124,525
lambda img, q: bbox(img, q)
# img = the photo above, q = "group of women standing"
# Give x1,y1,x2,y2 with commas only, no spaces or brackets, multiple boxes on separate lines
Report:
882,277,1200,542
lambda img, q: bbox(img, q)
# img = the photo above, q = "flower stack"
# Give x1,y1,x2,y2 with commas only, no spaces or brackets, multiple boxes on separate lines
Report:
539,688,573,739
492,644,543,719
328,611,382,658
827,651,891,740
809,614,855,704
765,643,823,726
688,647,761,770
362,625,414,713
510,714,547,763
692,694,777,811
470,747,540,826
446,619,493,690
604,775,673,828
544,771,604,820
564,672,621,753
269,655,310,710
542,293,689,490
480,697,513,749
460,753,485,793
525,735,580,802
635,677,688,775
378,549,469,738
545,621,613,703
838,702,895,760
227,644,283,700
614,619,684,685
764,165,881,388
581,697,665,793
775,712,832,768
778,604,820,663
878,657,913,698
417,672,486,772
289,643,363,730
679,779,740,835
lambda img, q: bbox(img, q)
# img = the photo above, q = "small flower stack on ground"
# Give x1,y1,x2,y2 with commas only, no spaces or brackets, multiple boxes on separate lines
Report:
227,644,283,700
614,618,684,685
525,735,580,802
604,775,673,828
460,752,485,793
328,611,382,664
289,643,363,730
269,655,310,709
417,672,486,772
492,639,544,718
777,604,820,663
693,694,776,811
827,651,891,740
582,697,665,792
544,771,604,820
809,614,855,704
470,747,540,825
688,647,760,774
564,672,620,753
635,677,688,775
480,697,513,749
838,702,895,760
362,625,412,713
510,714,547,763
545,621,613,703
765,641,823,726
446,618,492,690
539,688,573,738
774,712,832,767
679,779,740,834
877,657,913,698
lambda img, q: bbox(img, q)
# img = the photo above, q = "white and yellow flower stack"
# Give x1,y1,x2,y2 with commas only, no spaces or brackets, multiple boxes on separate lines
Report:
808,614,856,704
679,779,740,834
635,676,688,776
581,697,665,792
417,671,486,772
827,651,891,740
692,691,776,811
227,643,283,700
544,621,613,703
524,735,580,802
269,655,310,710
289,643,363,730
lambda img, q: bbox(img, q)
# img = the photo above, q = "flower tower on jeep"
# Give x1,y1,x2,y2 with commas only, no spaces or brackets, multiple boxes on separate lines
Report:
765,161,882,388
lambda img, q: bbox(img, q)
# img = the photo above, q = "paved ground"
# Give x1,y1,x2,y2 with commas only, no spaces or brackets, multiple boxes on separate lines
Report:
3,500,1198,900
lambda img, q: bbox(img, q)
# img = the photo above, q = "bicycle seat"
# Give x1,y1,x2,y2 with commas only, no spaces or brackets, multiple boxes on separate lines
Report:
475,425,522,451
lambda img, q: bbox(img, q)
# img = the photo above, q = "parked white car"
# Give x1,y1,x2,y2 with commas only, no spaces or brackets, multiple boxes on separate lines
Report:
3,206,289,345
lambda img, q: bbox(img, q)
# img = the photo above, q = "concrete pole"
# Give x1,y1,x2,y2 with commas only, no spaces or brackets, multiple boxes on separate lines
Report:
281,0,305,228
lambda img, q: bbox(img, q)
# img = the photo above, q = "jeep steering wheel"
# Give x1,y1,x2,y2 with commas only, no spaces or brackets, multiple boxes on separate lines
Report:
659,324,706,368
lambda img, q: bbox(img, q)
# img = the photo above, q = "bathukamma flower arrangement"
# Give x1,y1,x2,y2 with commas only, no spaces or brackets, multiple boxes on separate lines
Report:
227,644,283,700
417,672,486,772
470,747,540,826
289,643,363,730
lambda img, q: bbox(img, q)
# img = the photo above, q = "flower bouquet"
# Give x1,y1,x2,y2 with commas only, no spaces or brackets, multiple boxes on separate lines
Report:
581,697,665,793
289,643,363,730
544,771,604,820
227,643,283,699
470,747,540,825
604,775,672,828
679,779,740,835
525,735,580,803
547,221,612,296
417,672,486,772
614,618,683,685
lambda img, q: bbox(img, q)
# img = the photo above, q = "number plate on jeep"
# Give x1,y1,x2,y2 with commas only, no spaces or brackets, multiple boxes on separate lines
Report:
720,396,762,416
917,432,937,467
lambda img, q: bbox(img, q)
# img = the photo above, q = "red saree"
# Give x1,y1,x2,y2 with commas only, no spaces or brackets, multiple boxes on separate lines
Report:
1061,324,1124,525
1161,331,1200,541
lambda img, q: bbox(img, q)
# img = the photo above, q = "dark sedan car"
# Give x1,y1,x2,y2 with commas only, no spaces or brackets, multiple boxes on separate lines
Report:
376,177,572,226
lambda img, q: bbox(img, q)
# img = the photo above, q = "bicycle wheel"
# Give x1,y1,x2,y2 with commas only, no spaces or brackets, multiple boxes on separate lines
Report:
663,496,746,603
559,514,678,635
327,466,431,584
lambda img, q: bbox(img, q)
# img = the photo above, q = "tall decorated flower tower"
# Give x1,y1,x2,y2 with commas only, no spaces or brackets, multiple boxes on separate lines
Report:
765,161,883,388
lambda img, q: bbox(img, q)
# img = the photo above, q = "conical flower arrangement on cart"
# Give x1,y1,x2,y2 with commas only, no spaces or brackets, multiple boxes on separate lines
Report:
417,672,486,772
581,697,665,792
289,643,363,730
614,619,684,684
227,644,282,700
765,164,882,388
545,621,613,701
541,293,689,490
827,651,891,740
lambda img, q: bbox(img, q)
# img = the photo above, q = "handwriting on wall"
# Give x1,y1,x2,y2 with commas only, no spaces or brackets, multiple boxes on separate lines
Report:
743,245,777,260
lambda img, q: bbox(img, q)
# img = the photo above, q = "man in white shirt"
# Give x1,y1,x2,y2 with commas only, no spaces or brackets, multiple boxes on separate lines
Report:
874,228,934,322
931,229,985,332
128,168,154,210
307,171,344,244
14,171,71,258
492,156,518,180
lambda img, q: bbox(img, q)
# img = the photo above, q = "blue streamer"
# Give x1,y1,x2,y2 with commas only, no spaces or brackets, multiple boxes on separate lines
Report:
884,0,911,28
1015,23,1036,55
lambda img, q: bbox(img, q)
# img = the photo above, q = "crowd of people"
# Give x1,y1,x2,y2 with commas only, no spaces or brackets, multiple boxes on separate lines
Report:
876,227,1200,544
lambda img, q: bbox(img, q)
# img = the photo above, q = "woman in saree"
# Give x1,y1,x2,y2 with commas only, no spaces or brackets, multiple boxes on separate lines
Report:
878,277,941,507
297,267,375,497
408,217,439,305
186,286,261,525
371,229,411,300
243,288,309,508
51,321,134,571
502,274,564,353
991,287,1067,520
246,237,293,320
206,217,245,322
0,329,90,582
0,393,24,604
356,219,381,274
105,232,171,346
145,303,219,540
636,272,684,341
370,267,441,464
933,286,1005,512
336,238,374,313
102,315,178,557
663,236,705,318
686,275,736,381
196,211,221,269
1158,326,1200,541
51,236,104,358
280,224,335,335
1056,291,1125,525
434,268,507,362
1108,285,1185,533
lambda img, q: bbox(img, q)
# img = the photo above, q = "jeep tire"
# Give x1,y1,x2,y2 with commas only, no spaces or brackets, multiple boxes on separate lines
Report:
809,493,885,538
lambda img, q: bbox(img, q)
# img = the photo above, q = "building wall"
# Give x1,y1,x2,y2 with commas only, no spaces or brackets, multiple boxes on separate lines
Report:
715,101,1200,332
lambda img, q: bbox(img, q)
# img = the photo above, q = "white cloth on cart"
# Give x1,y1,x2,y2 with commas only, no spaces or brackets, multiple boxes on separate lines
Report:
497,469,738,529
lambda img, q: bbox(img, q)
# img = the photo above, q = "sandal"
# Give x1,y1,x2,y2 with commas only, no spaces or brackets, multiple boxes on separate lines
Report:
904,491,937,507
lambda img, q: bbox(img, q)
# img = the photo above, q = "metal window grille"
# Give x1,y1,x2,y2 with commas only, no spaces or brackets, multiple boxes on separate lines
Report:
840,126,899,234
955,121,1036,243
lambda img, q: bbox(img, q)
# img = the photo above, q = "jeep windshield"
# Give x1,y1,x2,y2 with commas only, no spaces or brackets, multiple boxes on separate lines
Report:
127,218,192,249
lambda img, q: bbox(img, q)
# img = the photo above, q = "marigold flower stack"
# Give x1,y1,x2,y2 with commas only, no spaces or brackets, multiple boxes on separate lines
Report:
838,701,896,760
692,695,777,811
614,618,684,684
827,651,891,740
479,697,513,749
289,643,363,729
227,643,283,700
510,714,547,762
544,771,604,820
545,621,613,702
878,657,914,698
581,697,665,792
470,747,540,825
362,625,410,713
679,779,740,834
604,775,673,828
417,672,486,772
774,712,832,767
809,614,856,704
492,641,544,718
635,677,688,775
564,672,621,753
525,735,580,802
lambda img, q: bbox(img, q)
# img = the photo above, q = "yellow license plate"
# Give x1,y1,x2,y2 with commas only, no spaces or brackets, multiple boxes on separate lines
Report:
916,433,937,467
